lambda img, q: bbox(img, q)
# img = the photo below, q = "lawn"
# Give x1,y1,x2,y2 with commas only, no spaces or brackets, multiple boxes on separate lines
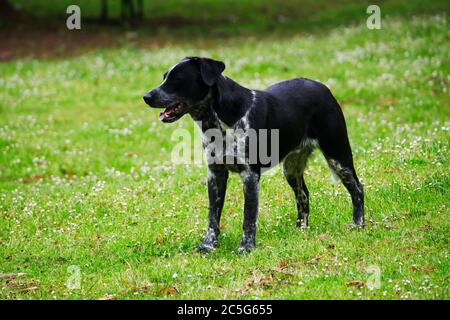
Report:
0,1,449,299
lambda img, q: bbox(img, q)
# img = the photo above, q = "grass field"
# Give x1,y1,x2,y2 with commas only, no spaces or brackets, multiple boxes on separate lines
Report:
0,1,449,299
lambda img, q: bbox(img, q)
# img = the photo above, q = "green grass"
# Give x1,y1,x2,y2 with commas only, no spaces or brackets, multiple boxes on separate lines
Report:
0,1,449,299
9,0,450,37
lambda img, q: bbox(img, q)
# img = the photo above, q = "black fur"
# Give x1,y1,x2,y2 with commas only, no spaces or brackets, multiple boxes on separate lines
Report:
143,57,364,252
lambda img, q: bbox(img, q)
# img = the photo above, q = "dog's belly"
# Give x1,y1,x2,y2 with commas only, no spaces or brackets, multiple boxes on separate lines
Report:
203,134,318,175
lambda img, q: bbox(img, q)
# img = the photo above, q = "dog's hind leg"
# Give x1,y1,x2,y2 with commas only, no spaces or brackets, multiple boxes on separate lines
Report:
315,108,364,226
325,157,364,227
198,165,229,252
283,147,313,228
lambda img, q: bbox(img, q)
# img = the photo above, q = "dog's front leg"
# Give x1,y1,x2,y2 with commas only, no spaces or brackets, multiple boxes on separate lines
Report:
198,165,229,252
238,170,260,253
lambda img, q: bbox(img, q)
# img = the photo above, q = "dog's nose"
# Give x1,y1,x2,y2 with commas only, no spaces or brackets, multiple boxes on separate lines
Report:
143,91,153,105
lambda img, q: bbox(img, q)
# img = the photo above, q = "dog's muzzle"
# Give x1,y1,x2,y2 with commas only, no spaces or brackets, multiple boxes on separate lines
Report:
157,102,189,123
143,89,189,123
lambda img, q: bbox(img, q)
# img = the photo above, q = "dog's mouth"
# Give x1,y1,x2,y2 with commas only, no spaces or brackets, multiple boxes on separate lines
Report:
158,102,188,123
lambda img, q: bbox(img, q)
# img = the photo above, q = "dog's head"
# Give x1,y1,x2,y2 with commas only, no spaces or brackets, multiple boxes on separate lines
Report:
143,57,225,123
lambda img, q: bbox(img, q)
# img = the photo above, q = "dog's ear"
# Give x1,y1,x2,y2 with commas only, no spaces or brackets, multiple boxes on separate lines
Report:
198,58,225,87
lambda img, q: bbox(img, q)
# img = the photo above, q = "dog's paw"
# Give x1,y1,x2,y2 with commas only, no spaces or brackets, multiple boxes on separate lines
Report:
237,243,255,254
348,222,365,230
296,218,309,230
197,241,217,253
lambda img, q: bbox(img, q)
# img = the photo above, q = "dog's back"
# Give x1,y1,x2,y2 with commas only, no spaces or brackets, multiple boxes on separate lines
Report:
262,78,342,158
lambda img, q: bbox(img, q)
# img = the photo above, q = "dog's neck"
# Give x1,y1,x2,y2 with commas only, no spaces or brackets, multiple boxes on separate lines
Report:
189,76,255,132
213,76,254,127
188,90,219,132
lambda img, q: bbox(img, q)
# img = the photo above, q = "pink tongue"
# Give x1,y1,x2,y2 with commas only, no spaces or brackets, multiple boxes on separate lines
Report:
159,112,167,121
158,105,180,121
159,109,175,121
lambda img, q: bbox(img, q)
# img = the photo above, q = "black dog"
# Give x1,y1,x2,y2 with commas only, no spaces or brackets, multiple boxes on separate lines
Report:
143,57,364,252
